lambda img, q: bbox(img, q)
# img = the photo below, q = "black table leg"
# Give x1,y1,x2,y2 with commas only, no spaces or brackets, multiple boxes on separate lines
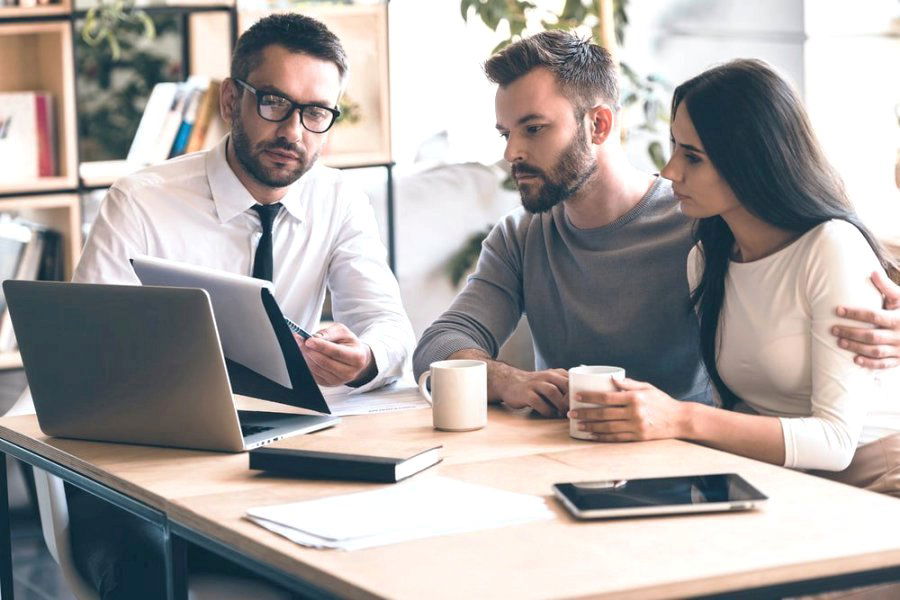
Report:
166,529,188,600
0,455,14,599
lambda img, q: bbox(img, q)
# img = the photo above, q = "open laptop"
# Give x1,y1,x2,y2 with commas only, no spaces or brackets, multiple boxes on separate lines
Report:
2,280,338,452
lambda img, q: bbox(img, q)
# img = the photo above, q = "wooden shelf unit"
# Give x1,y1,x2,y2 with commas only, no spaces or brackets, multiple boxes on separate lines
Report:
0,194,82,280
0,193,82,370
1,7,80,371
0,1,396,371
0,19,78,192
0,0,71,20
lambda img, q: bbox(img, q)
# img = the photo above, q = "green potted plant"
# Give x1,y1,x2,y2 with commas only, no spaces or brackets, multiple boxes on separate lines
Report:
82,0,156,61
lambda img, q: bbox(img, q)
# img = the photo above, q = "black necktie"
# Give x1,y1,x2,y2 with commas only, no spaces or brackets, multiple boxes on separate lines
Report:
251,203,282,281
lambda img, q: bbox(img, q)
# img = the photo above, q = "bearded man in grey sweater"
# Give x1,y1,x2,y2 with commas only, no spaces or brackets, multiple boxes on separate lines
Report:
413,31,900,418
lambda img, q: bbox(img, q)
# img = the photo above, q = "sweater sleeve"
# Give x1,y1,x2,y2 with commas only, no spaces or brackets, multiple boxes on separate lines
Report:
413,215,526,378
779,221,885,471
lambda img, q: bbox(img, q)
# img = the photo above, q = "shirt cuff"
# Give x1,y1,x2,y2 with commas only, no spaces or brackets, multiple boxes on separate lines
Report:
348,338,399,394
779,417,797,468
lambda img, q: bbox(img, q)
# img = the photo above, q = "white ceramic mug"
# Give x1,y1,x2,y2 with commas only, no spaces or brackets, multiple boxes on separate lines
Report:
568,365,625,440
417,360,487,431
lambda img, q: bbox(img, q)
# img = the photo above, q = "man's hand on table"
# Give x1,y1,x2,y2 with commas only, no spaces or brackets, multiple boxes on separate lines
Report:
498,368,569,417
447,349,568,417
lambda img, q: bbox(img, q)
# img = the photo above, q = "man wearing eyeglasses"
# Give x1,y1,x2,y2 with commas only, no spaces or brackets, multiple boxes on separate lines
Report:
69,13,413,598
76,14,413,392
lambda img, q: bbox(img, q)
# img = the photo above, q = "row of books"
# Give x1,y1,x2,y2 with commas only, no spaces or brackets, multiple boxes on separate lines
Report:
0,92,57,184
0,0,59,7
0,218,64,353
127,77,226,167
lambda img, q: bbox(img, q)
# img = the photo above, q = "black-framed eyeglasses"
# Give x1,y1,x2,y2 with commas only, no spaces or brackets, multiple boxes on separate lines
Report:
233,78,340,134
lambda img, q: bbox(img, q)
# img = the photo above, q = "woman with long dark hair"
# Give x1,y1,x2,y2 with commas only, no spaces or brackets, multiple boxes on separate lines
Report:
570,59,900,495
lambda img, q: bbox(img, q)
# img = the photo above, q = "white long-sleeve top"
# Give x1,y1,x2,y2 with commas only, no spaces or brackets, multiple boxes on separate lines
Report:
74,135,414,392
688,220,898,471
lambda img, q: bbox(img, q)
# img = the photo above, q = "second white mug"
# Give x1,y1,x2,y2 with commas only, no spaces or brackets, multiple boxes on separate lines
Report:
568,365,625,440
417,360,487,431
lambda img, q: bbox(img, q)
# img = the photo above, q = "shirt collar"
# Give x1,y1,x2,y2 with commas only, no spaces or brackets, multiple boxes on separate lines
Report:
206,134,311,224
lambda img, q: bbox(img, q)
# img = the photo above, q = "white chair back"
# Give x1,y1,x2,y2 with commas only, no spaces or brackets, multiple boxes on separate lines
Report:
32,467,291,600
32,467,100,600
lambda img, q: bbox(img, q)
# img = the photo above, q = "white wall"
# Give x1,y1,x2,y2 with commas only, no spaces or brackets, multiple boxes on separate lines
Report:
625,0,900,240
385,0,900,241
387,0,506,165
802,2,900,240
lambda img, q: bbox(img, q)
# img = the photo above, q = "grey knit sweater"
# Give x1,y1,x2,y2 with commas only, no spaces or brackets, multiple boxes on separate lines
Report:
413,177,711,404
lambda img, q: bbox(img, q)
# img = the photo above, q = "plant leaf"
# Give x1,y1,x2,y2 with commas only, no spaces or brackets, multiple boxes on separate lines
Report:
491,39,512,54
107,30,121,61
460,0,473,22
648,140,666,171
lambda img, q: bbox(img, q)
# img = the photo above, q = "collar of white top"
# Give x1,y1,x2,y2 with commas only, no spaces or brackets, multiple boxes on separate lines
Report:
206,134,310,225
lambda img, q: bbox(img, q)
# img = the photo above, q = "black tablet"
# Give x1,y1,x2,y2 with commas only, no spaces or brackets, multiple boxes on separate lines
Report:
553,473,767,520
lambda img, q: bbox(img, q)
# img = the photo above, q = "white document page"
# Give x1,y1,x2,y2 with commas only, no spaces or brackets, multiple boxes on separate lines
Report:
322,377,429,416
245,476,553,550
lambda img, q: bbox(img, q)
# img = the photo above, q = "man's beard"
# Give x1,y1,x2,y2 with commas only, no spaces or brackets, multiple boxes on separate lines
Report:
230,109,317,188
512,128,596,214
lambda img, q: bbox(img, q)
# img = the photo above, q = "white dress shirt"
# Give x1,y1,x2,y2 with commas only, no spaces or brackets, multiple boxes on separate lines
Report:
688,220,898,471
74,135,414,392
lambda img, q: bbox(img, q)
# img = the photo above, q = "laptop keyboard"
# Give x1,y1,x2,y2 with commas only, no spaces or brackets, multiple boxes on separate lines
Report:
240,424,275,437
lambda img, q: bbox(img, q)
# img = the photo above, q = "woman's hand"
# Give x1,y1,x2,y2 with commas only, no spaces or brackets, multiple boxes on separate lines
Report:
568,378,691,442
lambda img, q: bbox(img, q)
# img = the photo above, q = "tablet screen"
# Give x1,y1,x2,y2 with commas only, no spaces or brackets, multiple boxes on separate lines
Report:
554,474,766,511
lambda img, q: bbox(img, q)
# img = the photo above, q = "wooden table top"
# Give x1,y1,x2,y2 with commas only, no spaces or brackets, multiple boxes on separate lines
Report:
2,403,900,599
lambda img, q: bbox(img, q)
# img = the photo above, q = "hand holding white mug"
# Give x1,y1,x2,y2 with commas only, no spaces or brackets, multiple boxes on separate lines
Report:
567,366,625,440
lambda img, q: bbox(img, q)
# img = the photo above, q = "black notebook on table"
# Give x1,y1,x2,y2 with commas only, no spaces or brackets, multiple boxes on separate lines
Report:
249,443,443,483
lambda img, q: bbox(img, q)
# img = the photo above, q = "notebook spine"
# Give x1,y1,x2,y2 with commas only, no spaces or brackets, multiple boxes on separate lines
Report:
249,449,399,483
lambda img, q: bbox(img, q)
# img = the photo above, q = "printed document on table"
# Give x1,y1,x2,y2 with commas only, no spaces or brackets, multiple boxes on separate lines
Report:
245,476,554,550
322,376,428,416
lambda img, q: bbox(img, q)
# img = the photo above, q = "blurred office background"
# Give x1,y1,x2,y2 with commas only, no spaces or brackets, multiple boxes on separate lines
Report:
0,0,897,597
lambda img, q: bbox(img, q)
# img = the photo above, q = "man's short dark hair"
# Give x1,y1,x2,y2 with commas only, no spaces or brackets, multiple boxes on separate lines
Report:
231,13,348,81
484,30,618,112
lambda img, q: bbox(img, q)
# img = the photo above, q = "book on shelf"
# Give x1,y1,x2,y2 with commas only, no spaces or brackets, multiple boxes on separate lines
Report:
0,221,32,316
0,92,56,184
35,94,56,177
0,218,64,354
126,82,179,167
0,1,62,10
150,83,191,164
184,79,222,155
127,77,225,168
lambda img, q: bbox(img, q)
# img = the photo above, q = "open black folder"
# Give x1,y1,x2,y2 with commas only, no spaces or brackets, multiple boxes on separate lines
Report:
130,255,329,414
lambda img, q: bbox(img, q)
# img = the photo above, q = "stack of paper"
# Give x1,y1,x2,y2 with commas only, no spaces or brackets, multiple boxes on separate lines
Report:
246,476,553,550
